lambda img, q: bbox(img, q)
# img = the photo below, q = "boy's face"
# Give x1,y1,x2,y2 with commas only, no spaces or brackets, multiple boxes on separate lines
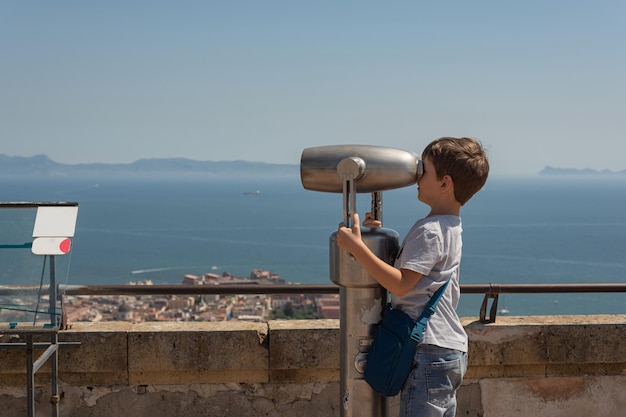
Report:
416,157,440,205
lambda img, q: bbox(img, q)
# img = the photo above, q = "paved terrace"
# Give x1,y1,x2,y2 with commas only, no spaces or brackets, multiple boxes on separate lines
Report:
1,315,626,417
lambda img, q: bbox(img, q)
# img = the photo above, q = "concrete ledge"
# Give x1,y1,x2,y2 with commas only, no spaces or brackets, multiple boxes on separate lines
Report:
2,315,626,417
269,319,339,382
127,321,269,385
0,322,132,386
462,315,626,379
60,321,132,385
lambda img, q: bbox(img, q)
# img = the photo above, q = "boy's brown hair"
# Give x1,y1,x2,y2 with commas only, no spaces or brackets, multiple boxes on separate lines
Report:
422,137,489,205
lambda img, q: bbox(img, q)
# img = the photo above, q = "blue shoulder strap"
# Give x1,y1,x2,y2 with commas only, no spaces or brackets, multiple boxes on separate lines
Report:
409,274,453,343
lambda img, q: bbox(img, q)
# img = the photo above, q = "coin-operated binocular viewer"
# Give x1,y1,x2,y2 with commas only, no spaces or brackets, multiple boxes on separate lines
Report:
300,145,422,417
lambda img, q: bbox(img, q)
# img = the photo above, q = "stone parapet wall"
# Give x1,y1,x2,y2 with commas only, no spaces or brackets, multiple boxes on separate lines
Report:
465,315,626,378
461,315,626,417
1,315,625,417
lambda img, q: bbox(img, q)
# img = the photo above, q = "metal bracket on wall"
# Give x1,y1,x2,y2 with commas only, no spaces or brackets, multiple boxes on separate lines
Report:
479,284,501,323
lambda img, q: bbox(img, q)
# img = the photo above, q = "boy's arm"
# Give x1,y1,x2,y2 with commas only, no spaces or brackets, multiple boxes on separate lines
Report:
336,213,422,297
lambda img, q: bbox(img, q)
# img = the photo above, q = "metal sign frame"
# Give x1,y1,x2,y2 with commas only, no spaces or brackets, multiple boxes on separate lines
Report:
0,202,80,417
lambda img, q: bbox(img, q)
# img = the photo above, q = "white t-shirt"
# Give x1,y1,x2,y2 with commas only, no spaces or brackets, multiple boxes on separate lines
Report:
391,214,468,352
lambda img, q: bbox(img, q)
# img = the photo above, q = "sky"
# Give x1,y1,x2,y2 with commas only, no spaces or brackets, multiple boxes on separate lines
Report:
1,1,625,176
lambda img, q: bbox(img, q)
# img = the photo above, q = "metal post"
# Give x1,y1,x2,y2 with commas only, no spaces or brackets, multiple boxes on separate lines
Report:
49,255,60,417
330,217,399,417
26,335,35,417
300,145,421,417
331,170,399,417
49,255,56,327
371,192,382,223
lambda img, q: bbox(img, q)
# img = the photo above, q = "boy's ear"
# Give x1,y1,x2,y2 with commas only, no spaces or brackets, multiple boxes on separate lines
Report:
440,175,454,192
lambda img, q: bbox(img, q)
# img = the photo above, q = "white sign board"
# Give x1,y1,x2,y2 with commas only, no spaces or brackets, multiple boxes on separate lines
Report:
31,206,78,256
32,206,79,238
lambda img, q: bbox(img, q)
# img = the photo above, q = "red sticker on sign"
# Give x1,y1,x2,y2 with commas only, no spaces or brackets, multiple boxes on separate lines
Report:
59,238,71,253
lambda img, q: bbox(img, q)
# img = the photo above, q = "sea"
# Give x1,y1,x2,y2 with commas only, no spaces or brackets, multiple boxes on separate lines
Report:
1,175,625,318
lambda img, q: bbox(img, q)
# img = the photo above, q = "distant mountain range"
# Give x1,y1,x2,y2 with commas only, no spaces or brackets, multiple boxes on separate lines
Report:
539,166,626,176
0,154,300,178
2,154,624,178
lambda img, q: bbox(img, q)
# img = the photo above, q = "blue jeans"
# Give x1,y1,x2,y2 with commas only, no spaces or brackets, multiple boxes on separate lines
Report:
399,344,468,417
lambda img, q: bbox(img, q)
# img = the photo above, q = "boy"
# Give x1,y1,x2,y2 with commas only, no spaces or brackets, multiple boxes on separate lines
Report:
336,137,489,417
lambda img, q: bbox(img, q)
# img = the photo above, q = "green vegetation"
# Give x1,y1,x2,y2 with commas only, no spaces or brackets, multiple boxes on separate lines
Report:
269,302,324,320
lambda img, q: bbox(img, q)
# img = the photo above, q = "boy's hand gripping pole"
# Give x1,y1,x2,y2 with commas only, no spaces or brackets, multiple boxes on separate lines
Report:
337,157,365,228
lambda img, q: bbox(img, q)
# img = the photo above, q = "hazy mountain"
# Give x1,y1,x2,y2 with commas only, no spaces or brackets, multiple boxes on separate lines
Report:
539,166,626,176
0,154,299,178
5,155,626,179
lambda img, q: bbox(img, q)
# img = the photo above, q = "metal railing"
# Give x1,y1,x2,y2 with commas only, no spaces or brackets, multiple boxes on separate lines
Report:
462,283,626,322
2,282,626,323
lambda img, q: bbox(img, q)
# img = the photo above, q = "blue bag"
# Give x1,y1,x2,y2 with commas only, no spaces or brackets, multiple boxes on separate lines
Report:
364,279,450,397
